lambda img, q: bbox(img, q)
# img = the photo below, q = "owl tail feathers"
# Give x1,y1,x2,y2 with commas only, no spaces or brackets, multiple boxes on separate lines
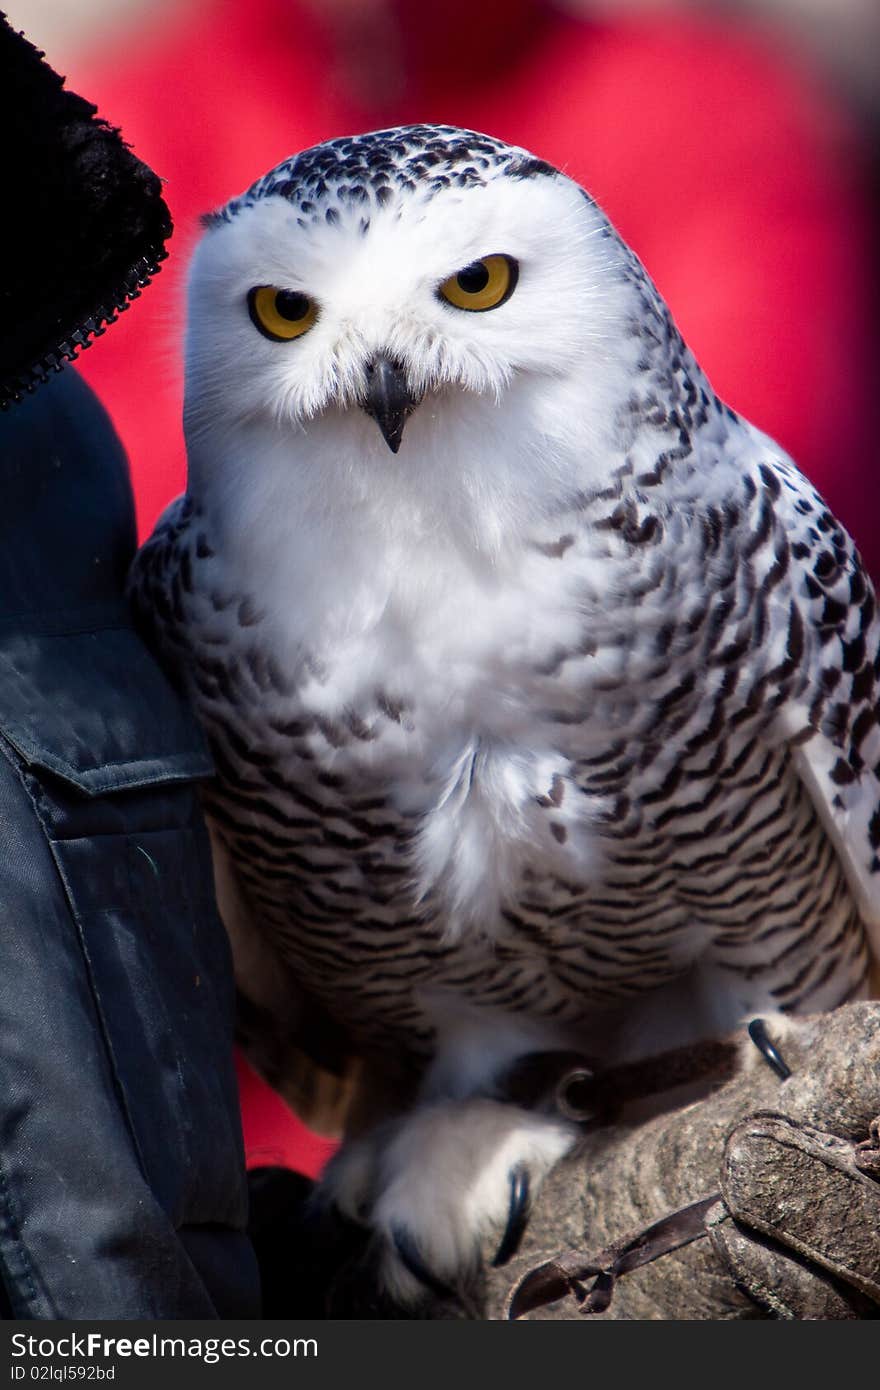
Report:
0,14,172,408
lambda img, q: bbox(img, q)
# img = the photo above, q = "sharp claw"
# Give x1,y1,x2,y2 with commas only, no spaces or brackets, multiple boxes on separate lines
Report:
391,1225,460,1302
492,1164,531,1268
748,1018,792,1080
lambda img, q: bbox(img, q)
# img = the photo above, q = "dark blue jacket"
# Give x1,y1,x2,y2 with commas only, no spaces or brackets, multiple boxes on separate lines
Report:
0,370,259,1317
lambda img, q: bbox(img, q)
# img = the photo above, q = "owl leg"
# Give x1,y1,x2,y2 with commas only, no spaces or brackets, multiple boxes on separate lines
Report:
319,1093,576,1311
388,1155,533,1300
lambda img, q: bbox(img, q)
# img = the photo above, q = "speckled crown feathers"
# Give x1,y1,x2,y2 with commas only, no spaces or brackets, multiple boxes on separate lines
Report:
203,124,558,230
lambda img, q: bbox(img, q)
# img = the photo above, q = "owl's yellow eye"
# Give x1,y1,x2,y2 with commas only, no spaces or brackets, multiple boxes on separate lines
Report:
247,286,318,341
438,255,518,312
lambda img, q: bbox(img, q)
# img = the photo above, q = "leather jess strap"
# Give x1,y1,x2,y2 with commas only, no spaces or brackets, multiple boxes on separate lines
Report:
505,1192,722,1319
498,1038,741,1122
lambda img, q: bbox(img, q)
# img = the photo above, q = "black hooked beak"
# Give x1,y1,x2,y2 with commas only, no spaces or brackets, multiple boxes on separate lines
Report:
360,355,422,454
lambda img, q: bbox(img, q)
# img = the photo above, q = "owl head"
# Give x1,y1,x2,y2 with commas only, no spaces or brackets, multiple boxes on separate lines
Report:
184,125,677,550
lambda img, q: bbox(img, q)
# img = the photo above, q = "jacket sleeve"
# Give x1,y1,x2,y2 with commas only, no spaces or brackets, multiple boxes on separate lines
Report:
0,372,260,1319
0,740,224,1319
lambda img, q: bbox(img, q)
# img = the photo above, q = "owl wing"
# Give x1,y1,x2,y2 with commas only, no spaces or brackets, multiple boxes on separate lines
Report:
127,493,196,674
128,496,357,1129
773,474,880,964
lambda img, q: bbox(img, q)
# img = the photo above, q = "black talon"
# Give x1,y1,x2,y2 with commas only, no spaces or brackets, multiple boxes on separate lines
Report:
492,1164,531,1268
391,1226,460,1302
748,1018,792,1081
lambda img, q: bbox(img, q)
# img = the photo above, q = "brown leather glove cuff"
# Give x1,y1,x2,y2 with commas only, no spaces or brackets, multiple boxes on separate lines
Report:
708,1115,880,1319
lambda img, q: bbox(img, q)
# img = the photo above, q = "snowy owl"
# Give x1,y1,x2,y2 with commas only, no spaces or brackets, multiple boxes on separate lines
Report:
130,124,880,1308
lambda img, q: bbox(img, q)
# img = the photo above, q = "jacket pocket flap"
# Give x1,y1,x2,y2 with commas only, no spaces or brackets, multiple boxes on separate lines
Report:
0,625,213,794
